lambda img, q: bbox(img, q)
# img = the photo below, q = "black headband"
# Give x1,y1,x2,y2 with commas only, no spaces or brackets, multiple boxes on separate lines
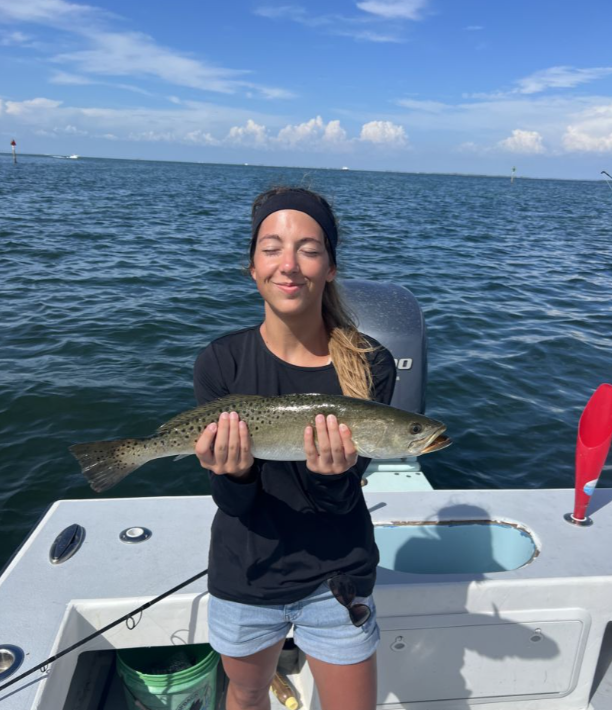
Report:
251,190,338,263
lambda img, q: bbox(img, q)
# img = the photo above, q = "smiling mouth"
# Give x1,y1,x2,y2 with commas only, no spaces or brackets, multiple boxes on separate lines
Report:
274,283,305,292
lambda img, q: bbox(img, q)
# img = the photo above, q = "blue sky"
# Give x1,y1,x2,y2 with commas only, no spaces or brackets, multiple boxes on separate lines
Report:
2,0,612,178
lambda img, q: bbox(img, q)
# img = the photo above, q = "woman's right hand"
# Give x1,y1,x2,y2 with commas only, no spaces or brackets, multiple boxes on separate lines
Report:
195,411,254,478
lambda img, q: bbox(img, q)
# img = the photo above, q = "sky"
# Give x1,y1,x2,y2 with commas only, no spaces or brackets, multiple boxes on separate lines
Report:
2,0,612,179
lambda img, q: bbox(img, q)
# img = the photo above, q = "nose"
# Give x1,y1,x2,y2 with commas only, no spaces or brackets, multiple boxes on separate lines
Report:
280,249,299,274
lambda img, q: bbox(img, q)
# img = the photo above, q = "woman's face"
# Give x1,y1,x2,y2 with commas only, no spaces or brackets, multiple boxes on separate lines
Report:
250,209,336,319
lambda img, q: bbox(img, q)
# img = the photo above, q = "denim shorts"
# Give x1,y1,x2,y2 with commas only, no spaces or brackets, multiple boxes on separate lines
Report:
207,583,379,665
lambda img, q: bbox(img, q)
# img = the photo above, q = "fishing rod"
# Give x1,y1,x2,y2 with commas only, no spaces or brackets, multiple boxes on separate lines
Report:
0,567,208,694
601,170,612,193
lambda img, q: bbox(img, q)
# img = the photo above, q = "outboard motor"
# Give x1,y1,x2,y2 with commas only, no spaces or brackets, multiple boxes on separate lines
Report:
340,280,427,414
340,280,430,491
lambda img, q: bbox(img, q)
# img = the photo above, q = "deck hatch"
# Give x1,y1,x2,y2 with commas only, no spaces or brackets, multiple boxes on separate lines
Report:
375,520,537,574
49,523,85,565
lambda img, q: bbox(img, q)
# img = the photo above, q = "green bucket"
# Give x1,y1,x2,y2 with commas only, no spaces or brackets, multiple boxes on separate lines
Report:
117,643,220,710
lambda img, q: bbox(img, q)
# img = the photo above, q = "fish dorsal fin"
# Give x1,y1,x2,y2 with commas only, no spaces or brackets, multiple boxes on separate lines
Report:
156,394,267,432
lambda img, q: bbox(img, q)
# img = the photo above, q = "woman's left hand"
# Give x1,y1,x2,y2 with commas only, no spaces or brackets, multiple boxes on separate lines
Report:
304,414,358,475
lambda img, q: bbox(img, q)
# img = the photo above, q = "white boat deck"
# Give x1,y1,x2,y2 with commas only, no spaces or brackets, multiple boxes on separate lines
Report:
2,486,612,709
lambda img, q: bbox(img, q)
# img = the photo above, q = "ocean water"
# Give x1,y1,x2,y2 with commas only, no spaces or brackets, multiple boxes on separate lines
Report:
1,155,611,568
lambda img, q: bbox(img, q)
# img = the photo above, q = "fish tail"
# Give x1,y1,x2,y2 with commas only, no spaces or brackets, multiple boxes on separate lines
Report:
69,438,150,492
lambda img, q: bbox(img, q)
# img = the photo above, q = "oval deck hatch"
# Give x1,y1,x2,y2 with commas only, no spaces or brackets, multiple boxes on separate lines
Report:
50,523,85,564
375,520,537,574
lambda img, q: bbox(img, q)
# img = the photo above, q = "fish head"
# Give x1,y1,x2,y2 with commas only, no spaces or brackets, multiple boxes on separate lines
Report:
400,412,449,457
353,409,450,459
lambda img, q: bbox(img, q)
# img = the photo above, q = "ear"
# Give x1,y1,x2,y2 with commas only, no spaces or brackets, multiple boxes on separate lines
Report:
326,265,337,282
250,265,257,281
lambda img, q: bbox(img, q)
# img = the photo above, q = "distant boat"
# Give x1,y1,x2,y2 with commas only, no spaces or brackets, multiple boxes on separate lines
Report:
341,166,349,171
68,155,79,160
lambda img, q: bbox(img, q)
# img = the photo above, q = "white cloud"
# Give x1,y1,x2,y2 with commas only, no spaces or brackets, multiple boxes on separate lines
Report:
1,2,292,100
49,70,92,85
360,120,407,145
63,123,86,134
0,30,33,45
184,129,219,146
255,1,425,43
323,120,348,144
5,97,63,115
0,0,102,25
0,93,286,146
276,116,347,147
54,31,292,98
465,25,483,31
397,98,448,113
128,130,175,143
254,6,309,21
33,123,88,137
465,66,612,102
54,31,246,94
456,141,487,154
563,104,612,153
253,85,296,100
334,28,403,43
356,0,428,20
226,119,270,147
516,66,612,95
498,129,545,154
564,127,612,152
389,92,606,145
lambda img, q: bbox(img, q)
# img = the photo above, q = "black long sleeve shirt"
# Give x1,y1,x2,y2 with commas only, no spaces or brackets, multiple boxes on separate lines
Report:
194,325,396,605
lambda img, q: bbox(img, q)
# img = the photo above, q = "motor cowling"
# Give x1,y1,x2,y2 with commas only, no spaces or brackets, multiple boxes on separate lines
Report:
341,280,427,414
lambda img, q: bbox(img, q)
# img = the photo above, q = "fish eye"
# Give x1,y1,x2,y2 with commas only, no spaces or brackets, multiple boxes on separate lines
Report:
410,423,423,435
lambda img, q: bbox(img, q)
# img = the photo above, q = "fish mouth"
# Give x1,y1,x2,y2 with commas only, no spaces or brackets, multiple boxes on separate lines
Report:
421,433,452,454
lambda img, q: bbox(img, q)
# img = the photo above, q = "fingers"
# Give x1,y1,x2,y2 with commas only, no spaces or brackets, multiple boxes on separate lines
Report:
238,419,252,469
305,414,358,475
225,411,240,466
195,422,218,467
316,413,334,466
339,422,357,461
304,423,318,460
195,412,253,475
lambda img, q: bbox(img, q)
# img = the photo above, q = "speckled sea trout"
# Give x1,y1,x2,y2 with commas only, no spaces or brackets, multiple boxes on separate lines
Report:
70,393,450,493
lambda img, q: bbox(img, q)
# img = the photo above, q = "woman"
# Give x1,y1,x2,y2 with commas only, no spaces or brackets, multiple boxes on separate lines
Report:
193,187,396,710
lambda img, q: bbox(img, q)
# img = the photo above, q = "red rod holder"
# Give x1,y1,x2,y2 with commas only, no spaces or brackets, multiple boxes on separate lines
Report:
566,384,612,526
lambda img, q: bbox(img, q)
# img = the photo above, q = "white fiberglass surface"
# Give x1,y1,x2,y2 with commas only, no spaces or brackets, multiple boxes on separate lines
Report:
375,521,537,574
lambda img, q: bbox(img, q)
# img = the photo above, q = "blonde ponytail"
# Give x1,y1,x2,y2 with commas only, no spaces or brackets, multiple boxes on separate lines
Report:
323,281,376,400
